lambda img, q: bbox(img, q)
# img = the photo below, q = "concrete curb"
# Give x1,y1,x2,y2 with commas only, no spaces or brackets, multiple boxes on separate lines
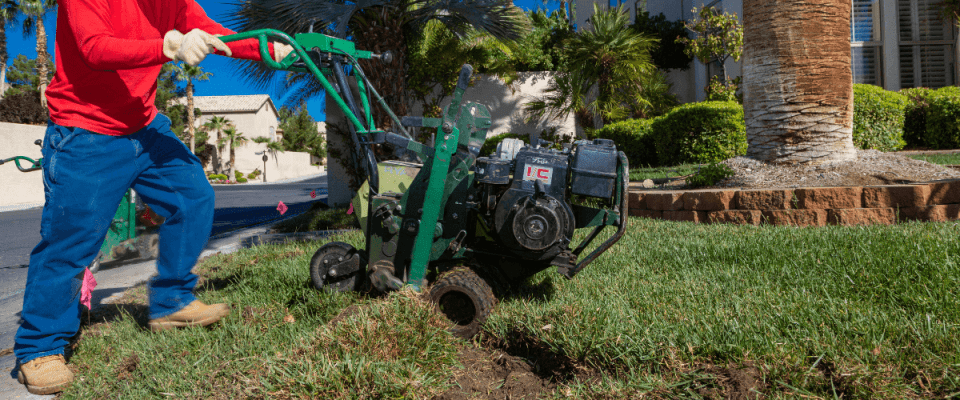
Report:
0,203,43,213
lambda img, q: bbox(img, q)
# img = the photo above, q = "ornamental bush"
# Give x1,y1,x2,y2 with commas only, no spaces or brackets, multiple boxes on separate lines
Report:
0,91,47,125
901,87,933,147
650,101,746,165
852,84,907,152
685,162,735,188
591,118,657,166
923,86,960,149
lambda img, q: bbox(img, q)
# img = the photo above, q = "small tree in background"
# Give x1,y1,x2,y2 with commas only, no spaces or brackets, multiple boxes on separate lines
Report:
221,125,248,180
1,0,19,97
677,7,743,98
279,103,325,161
155,63,185,114
171,62,213,154
632,10,692,71
4,54,53,96
17,0,56,108
202,116,232,174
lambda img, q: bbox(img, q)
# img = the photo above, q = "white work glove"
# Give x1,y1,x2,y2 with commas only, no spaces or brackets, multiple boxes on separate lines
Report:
163,29,232,66
273,42,294,63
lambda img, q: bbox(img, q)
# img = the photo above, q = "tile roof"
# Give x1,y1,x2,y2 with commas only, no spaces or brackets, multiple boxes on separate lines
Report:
174,94,277,114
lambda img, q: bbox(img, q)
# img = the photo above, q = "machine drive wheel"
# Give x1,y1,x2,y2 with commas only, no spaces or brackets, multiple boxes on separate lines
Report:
309,242,365,293
137,233,160,260
428,267,497,339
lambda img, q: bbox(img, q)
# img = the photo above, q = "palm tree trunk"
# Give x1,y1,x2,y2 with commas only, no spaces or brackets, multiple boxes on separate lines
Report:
35,18,48,109
352,9,409,132
742,0,855,164
215,129,223,174
187,82,196,153
228,136,236,180
1,25,7,97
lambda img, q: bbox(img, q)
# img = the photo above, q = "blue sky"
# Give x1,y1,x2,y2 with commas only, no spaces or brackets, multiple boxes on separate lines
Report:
4,0,557,122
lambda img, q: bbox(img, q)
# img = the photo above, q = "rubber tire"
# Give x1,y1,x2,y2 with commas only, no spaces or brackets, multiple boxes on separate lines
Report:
137,233,160,260
428,267,497,339
309,242,364,293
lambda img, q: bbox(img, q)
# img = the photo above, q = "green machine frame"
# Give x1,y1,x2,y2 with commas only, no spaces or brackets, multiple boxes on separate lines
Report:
220,29,628,291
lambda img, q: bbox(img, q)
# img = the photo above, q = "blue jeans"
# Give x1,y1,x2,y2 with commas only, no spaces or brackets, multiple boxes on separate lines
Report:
14,115,215,364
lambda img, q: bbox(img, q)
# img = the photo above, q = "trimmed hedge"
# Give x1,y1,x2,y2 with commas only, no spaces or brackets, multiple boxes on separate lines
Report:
923,87,960,149
852,84,907,152
650,101,746,165
591,118,657,167
901,87,932,147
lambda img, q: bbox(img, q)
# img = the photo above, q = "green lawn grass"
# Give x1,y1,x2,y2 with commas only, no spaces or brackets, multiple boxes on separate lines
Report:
906,153,960,166
630,164,700,182
61,219,960,398
270,205,358,233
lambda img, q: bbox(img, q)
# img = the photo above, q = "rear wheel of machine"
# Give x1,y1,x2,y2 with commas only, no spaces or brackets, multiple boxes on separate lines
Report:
309,242,365,293
428,267,496,339
137,233,159,260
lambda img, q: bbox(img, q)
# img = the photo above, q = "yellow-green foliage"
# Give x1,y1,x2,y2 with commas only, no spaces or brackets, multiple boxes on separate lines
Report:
592,118,657,166
650,101,746,165
853,84,908,152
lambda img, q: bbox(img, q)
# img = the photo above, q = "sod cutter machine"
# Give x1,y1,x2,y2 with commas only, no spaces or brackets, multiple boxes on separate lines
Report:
2,140,163,273
221,30,629,337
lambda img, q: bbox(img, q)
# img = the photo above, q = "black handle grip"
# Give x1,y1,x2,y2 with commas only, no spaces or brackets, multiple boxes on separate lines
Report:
456,64,473,91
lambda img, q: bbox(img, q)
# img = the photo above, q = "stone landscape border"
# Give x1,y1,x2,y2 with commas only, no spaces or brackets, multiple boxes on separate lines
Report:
628,179,960,226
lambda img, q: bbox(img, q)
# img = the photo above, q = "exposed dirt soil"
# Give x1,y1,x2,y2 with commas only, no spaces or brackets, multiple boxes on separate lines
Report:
432,344,556,400
433,329,600,400
696,362,765,400
649,150,960,190
114,353,140,381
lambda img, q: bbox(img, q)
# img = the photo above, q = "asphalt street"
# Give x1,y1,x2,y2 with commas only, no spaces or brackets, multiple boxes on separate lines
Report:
0,174,328,357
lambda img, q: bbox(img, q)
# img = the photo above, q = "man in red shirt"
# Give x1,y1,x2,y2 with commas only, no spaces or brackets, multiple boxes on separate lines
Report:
13,0,291,394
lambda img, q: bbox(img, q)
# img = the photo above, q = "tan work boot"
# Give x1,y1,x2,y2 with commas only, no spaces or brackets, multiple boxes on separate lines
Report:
148,300,231,332
18,354,74,395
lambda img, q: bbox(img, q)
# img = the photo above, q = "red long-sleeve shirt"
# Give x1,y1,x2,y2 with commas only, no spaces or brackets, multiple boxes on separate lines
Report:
47,0,274,136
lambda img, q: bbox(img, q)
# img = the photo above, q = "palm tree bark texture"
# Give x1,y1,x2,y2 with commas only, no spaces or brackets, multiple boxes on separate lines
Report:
742,0,856,164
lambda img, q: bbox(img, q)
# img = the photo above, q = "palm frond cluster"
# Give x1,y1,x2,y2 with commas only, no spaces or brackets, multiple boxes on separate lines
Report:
527,4,663,129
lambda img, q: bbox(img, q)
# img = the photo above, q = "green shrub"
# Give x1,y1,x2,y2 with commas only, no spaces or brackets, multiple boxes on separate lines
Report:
235,170,244,179
208,174,228,181
902,86,960,149
247,169,262,179
852,84,907,151
591,118,657,166
650,101,746,165
237,177,248,183
901,87,933,147
685,162,735,188
705,76,741,103
923,87,960,149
